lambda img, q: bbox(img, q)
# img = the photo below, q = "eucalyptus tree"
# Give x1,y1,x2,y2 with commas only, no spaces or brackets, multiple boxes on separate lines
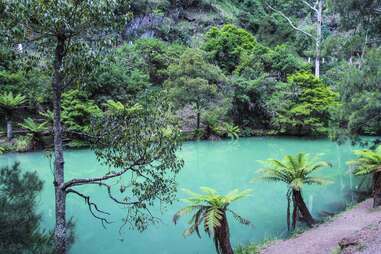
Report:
0,92,26,141
173,187,252,254
4,2,184,254
257,153,331,230
349,145,381,207
265,0,325,77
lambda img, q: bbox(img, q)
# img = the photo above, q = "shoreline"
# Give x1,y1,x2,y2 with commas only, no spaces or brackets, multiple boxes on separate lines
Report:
260,199,381,254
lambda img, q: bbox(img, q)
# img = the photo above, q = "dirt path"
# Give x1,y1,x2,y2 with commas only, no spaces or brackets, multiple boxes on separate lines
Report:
261,199,381,254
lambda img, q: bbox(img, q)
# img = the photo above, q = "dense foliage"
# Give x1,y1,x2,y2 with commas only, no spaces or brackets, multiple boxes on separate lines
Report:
0,162,73,254
89,94,184,231
2,0,380,143
1,1,381,252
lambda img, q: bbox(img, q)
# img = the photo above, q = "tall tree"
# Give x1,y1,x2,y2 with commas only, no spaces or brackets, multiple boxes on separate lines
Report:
266,0,324,77
270,71,339,136
5,2,183,254
165,48,228,131
173,187,252,254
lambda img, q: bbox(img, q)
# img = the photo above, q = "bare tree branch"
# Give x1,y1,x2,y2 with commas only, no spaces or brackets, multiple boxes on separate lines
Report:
66,189,111,228
266,2,317,41
86,182,141,206
302,0,318,12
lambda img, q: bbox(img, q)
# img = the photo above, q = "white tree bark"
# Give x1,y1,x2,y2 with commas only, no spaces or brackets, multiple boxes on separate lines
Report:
266,0,323,77
315,0,323,77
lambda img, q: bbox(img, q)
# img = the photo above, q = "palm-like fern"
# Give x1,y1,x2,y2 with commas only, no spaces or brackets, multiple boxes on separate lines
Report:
257,153,331,230
0,92,26,140
174,187,251,254
19,118,48,133
103,99,125,113
349,146,381,207
0,92,26,110
212,123,240,139
18,118,48,149
39,110,54,127
349,146,381,176
259,153,332,190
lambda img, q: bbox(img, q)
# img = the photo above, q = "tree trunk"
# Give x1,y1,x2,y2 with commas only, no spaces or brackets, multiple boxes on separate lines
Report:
196,101,201,130
292,202,297,230
315,0,323,78
372,171,381,208
53,36,67,254
215,213,234,254
197,112,200,130
293,190,315,227
6,119,12,141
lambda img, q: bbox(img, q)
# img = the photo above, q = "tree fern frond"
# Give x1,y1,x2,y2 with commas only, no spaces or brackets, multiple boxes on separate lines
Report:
206,207,222,234
304,176,333,185
228,209,251,226
173,205,203,224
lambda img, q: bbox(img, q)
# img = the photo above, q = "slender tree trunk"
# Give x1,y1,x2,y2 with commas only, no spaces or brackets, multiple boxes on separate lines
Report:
292,203,297,230
196,101,200,130
216,213,234,254
286,191,291,231
6,119,12,141
315,0,323,78
293,190,315,227
53,36,67,254
372,171,381,207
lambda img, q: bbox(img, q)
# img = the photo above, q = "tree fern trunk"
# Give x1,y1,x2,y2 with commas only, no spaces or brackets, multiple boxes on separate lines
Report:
216,213,234,254
373,171,381,207
6,120,12,141
293,190,315,227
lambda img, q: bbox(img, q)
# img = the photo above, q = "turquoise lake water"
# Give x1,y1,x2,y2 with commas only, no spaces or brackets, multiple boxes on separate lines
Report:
0,137,361,253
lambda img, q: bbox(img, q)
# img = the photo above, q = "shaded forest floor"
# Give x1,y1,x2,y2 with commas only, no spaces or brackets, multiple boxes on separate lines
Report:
261,199,381,254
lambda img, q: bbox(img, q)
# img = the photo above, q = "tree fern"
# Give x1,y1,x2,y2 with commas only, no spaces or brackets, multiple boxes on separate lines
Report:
256,153,332,230
174,187,252,254
349,145,381,207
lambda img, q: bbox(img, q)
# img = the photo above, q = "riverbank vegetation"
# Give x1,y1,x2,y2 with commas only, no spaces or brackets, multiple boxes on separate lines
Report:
1,0,381,254
1,0,381,152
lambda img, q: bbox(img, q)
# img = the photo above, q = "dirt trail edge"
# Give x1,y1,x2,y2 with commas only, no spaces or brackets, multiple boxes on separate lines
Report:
261,199,381,254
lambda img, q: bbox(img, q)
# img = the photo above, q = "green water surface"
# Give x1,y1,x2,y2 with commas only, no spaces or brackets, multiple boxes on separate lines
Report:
0,137,360,253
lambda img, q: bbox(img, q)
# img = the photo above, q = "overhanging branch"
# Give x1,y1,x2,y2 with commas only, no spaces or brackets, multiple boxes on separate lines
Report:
63,158,145,190
66,188,111,228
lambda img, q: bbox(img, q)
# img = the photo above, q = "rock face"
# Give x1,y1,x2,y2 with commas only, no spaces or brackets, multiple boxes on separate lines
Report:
123,14,166,41
122,3,226,43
